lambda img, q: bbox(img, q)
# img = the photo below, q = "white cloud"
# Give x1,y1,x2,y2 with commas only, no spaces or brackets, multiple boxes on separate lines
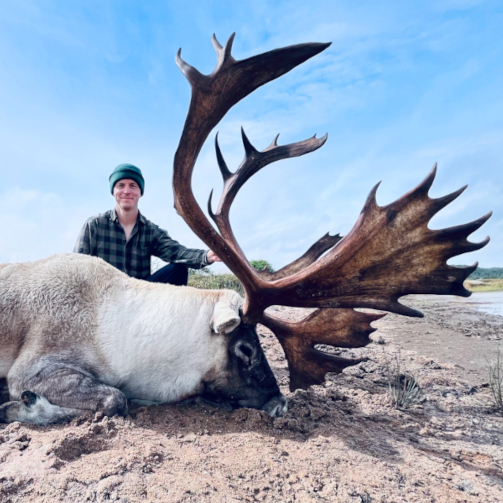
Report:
0,188,66,262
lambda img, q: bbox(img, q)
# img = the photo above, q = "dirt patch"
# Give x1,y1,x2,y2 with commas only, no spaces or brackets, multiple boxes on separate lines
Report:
375,295,502,384
1,297,502,502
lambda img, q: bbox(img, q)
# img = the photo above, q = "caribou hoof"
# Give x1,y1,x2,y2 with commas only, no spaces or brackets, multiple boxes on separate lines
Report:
262,394,288,417
99,390,128,418
21,390,39,407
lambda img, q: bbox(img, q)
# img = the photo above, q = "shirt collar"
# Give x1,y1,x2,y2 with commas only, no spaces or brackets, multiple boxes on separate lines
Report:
109,208,146,225
138,211,147,225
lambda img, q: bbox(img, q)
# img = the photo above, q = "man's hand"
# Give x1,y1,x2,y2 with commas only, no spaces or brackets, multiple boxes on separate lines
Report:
206,250,222,264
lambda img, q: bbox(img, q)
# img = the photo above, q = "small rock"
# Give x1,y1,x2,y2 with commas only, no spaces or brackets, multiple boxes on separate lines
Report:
343,367,365,378
424,360,442,369
179,432,197,443
97,475,124,495
458,480,474,493
309,407,326,421
93,411,105,422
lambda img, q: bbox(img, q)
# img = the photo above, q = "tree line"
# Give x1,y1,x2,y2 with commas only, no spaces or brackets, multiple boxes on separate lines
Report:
467,267,503,279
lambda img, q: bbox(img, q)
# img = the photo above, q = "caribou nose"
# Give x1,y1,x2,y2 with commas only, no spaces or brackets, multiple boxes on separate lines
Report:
262,393,288,417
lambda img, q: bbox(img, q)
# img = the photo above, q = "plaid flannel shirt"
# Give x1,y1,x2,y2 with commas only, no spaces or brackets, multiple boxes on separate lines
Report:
74,209,209,279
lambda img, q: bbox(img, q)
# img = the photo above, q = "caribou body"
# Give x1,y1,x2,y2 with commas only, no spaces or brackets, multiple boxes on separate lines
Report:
0,254,286,424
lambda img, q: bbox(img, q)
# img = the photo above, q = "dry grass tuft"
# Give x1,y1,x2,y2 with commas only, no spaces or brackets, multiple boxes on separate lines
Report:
384,351,422,409
487,349,503,410
465,279,503,293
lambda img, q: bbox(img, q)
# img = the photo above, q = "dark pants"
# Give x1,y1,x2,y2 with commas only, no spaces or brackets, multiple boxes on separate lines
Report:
146,264,188,286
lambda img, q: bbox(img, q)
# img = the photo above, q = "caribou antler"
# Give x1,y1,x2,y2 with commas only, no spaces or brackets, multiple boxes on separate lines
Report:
173,33,332,295
173,34,491,391
208,129,333,276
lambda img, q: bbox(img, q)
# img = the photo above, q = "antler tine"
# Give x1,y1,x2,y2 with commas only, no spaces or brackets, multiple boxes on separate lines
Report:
430,185,467,214
211,33,223,52
414,163,437,196
436,212,492,242
240,127,259,157
361,181,381,213
212,33,236,74
207,189,215,221
215,133,232,182
175,49,204,85
223,33,236,58
267,134,281,149
262,308,385,390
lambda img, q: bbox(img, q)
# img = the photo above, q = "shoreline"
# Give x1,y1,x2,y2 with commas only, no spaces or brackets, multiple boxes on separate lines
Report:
374,294,502,385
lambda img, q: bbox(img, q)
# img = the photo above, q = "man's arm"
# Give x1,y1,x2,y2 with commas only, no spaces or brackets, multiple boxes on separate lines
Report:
152,226,209,269
74,220,93,255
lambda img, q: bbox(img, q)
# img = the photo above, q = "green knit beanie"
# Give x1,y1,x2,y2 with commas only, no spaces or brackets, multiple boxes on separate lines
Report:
109,164,145,195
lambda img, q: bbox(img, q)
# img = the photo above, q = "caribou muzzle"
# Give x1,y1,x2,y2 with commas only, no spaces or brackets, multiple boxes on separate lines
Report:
243,393,288,417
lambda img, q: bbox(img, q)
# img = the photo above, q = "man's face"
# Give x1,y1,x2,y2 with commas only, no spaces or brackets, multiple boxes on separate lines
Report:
113,179,142,211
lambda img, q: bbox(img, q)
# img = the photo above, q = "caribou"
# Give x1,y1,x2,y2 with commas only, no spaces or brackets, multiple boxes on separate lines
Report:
0,34,491,425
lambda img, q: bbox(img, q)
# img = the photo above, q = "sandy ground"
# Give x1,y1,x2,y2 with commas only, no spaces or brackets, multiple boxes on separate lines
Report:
1,296,502,503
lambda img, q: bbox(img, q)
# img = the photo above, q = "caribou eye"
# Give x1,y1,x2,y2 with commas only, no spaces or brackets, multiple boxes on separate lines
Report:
240,344,253,358
235,341,256,365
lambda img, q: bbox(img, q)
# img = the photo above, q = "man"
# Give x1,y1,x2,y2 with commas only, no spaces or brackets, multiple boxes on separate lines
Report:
74,163,220,285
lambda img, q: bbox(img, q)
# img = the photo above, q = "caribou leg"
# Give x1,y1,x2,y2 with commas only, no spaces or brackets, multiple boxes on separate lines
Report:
0,391,83,425
2,358,128,425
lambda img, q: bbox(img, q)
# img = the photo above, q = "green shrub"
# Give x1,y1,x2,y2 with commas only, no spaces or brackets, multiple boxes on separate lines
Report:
188,266,212,277
188,259,274,295
250,260,274,273
188,272,244,295
467,267,503,280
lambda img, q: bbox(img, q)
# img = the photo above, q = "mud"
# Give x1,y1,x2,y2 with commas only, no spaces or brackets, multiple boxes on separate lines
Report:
1,296,502,502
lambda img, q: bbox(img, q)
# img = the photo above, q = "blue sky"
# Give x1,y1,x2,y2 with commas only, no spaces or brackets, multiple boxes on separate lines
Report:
0,0,501,270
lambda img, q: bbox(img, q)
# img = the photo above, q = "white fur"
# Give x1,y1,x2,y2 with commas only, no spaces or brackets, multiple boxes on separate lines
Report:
0,254,244,406
25,396,81,425
98,284,240,402
1,395,82,425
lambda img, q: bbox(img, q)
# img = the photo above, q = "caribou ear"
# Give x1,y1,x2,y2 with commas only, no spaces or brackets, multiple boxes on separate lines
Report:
212,295,242,334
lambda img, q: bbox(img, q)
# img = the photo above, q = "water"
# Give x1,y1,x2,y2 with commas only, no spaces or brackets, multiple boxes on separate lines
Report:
465,291,503,317
443,291,503,317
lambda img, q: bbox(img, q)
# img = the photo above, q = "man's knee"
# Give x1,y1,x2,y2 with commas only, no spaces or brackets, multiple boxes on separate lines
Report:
147,263,188,286
171,264,188,286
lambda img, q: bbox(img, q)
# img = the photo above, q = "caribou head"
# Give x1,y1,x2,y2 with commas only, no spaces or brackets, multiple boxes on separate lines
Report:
202,320,287,416
173,34,491,393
